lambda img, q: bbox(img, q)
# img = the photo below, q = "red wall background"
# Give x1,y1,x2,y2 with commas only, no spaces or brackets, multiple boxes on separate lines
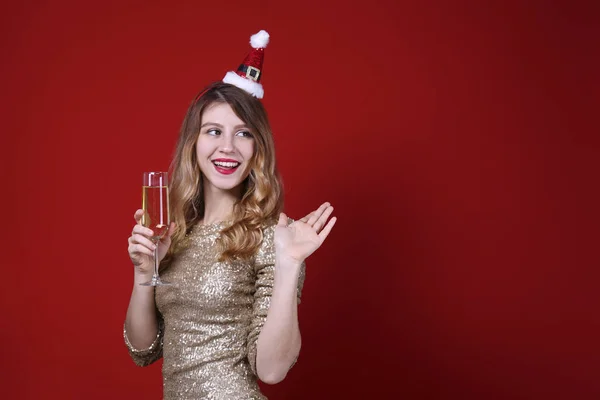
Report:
2,0,598,398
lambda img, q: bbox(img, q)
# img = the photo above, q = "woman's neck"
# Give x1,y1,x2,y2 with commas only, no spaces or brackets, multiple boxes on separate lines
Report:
201,181,242,224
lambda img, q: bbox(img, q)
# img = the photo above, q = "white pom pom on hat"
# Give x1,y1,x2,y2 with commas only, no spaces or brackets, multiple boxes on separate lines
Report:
250,30,269,48
222,30,270,99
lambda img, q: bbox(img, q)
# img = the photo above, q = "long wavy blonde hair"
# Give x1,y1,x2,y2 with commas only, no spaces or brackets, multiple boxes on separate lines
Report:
162,82,283,267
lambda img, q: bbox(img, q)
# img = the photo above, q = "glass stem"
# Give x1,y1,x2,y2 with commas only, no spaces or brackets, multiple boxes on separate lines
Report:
153,242,159,283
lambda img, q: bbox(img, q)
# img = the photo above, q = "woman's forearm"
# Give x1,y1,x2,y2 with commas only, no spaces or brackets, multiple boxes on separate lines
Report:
255,259,302,384
124,272,160,349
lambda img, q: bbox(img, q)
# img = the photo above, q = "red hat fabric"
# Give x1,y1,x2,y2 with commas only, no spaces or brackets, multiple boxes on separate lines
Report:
223,30,269,99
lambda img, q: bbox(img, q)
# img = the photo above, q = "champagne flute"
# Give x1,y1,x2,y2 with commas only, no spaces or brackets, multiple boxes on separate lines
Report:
140,172,171,286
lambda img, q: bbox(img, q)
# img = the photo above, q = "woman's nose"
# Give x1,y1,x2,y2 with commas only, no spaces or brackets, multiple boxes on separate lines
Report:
218,133,235,153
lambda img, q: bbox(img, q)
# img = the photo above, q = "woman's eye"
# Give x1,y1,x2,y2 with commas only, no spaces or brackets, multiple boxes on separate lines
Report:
207,129,220,136
237,130,253,138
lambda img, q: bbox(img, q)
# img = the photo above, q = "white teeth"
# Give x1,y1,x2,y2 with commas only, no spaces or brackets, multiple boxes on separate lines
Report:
213,161,240,168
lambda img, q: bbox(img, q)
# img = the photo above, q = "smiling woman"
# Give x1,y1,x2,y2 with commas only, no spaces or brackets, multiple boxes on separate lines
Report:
168,82,285,263
122,30,337,400
197,104,256,194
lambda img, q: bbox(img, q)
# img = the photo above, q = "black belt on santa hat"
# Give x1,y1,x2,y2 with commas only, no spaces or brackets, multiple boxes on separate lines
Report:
237,64,262,82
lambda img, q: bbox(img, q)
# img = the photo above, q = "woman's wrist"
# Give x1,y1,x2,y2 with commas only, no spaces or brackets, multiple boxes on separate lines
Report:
133,268,155,286
275,254,302,269
274,256,302,286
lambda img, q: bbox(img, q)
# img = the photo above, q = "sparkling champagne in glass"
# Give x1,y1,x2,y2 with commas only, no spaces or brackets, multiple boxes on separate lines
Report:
140,172,171,286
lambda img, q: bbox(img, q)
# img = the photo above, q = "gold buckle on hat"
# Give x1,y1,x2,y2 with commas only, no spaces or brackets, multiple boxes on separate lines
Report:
245,66,261,82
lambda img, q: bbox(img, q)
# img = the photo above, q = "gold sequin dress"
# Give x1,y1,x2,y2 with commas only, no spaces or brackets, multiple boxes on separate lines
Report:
124,222,305,400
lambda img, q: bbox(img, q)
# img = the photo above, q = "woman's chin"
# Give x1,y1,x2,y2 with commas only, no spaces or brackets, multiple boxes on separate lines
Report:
205,179,246,193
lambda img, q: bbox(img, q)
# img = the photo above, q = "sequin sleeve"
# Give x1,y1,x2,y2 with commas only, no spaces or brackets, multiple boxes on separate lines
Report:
247,224,306,376
123,311,165,367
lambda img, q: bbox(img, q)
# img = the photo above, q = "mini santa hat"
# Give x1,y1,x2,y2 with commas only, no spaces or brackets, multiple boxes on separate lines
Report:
222,30,270,99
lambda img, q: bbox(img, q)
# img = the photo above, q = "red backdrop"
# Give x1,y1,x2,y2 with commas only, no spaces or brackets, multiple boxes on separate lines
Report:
2,0,598,398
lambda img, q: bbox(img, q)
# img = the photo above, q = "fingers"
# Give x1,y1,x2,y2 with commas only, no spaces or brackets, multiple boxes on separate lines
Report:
128,228,156,258
313,206,334,232
128,242,155,258
299,210,316,223
318,216,337,242
132,224,154,237
278,212,288,227
130,233,156,251
167,221,177,238
134,209,144,224
129,214,157,260
307,202,331,226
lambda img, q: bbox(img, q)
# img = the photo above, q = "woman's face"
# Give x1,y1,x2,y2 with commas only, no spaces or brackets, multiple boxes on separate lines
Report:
196,102,255,193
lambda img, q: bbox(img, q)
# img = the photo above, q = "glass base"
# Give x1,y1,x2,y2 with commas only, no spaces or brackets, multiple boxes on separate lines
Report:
139,276,172,286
